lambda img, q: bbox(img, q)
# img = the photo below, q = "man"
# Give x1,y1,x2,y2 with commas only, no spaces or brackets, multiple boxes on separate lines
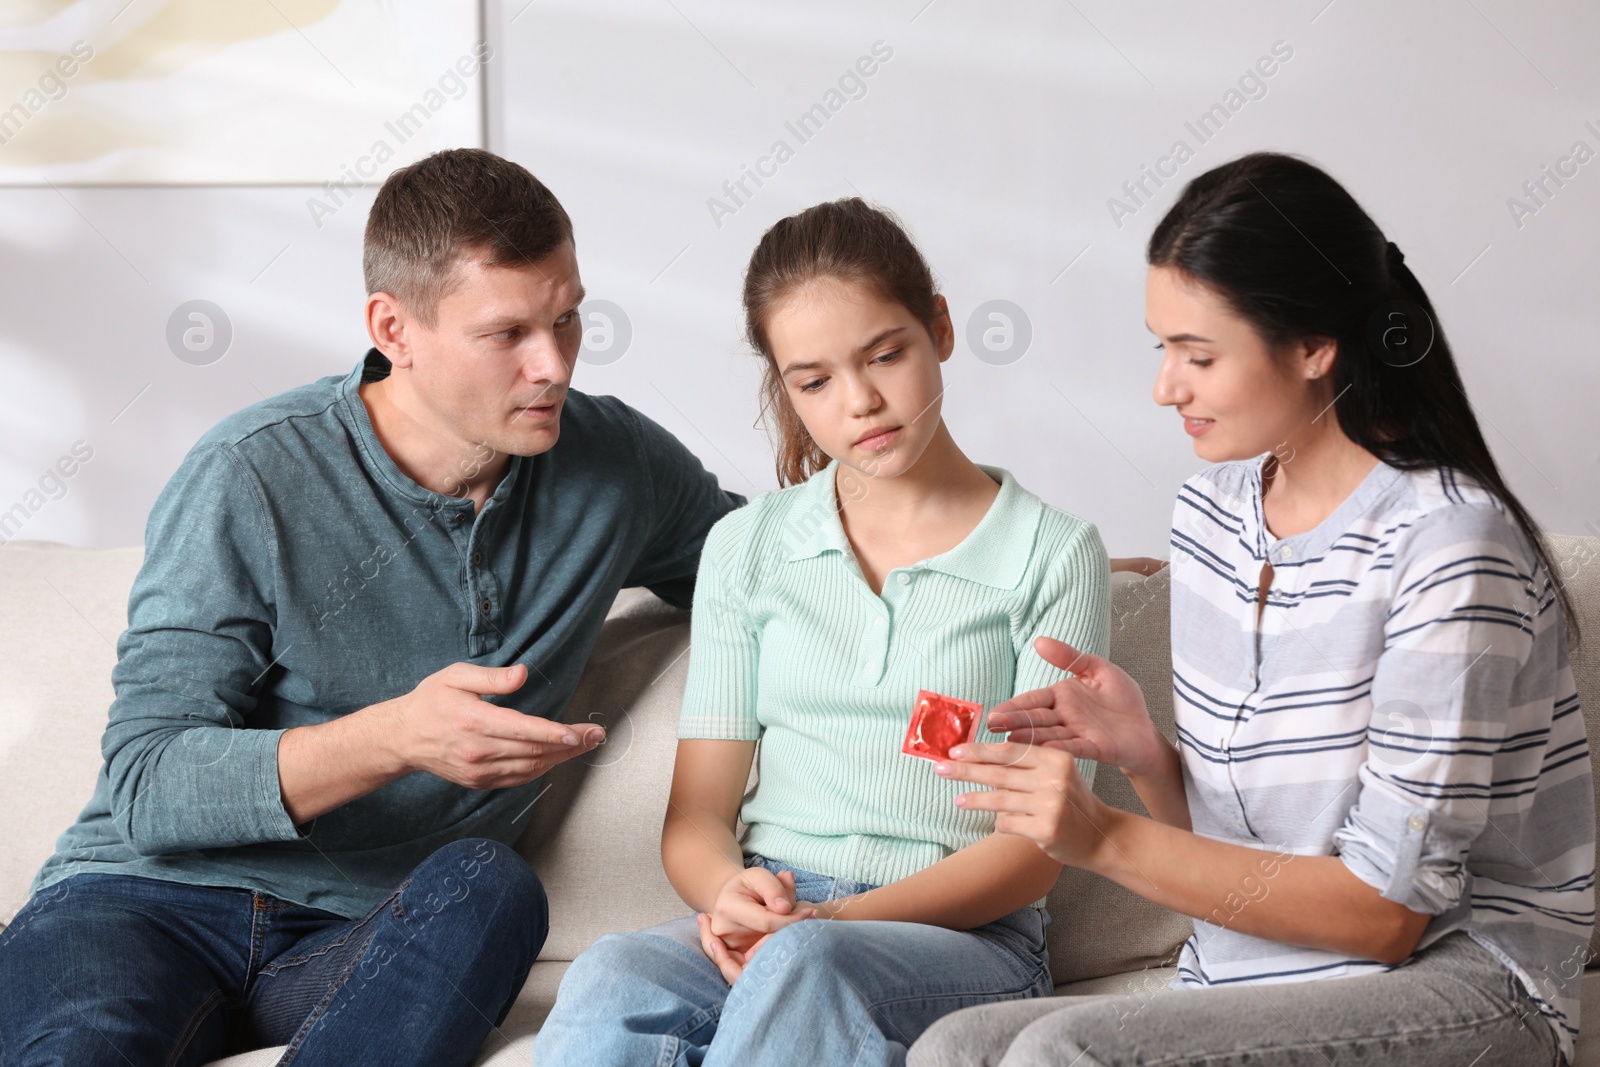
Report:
0,148,744,1066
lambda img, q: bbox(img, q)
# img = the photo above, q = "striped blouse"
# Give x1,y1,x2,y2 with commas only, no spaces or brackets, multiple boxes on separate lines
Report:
1167,455,1593,1064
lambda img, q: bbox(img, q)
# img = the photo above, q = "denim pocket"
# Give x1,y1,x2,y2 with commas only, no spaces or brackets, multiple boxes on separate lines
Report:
1022,906,1049,956
982,906,1052,989
987,904,1047,951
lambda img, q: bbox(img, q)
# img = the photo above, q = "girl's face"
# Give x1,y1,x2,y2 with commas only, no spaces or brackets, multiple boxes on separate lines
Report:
766,277,953,480
1145,265,1336,463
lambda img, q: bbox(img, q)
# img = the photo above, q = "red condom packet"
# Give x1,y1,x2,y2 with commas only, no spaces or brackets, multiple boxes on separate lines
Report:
902,689,985,762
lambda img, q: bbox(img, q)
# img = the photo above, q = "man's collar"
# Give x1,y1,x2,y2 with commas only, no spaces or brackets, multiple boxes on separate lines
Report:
359,347,392,384
340,349,523,510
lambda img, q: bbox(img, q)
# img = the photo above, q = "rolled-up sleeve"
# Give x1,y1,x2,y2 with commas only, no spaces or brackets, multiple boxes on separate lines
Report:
102,445,302,855
1333,505,1538,913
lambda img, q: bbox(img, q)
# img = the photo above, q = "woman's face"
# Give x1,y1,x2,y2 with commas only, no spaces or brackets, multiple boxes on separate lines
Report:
1145,265,1335,463
765,277,953,480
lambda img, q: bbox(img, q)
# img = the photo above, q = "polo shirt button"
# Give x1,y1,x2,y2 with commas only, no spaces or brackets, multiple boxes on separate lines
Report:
480,599,492,615
874,617,887,630
471,551,483,566
1407,815,1425,832
1279,545,1294,560
897,573,910,586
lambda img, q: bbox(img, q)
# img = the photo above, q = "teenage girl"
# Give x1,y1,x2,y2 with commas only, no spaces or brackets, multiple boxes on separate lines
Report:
920,152,1592,1067
534,199,1126,1064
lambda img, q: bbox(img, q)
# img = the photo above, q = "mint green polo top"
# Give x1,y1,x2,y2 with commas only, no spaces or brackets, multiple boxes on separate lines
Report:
678,460,1112,890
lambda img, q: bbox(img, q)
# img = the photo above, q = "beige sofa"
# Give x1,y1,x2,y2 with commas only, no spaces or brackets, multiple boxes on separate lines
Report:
2,535,1597,1066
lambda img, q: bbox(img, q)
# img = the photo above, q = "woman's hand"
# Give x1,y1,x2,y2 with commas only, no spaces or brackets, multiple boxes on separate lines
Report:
940,743,1429,963
987,637,1166,779
935,742,1118,868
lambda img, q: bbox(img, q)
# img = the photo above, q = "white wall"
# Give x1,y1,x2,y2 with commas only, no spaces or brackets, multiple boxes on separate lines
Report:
2,0,1596,556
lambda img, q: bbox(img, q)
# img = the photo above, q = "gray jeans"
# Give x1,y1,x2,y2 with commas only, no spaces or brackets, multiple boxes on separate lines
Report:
908,931,1562,1067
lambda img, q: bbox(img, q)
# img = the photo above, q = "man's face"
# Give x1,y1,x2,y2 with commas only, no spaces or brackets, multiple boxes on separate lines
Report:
389,240,585,460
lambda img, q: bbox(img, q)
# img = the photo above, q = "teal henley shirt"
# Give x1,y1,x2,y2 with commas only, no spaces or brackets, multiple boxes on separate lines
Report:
33,350,744,918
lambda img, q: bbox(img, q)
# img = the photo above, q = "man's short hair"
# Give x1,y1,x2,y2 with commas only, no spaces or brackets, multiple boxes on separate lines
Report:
363,148,574,328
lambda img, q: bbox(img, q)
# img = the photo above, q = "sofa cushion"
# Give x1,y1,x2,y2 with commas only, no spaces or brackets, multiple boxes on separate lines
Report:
516,587,700,961
0,541,143,925
1045,568,1194,983
3,535,1596,1066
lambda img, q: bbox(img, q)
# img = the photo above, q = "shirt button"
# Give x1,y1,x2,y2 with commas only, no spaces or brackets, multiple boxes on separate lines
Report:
454,511,468,524
874,617,887,630
1279,545,1294,560
480,599,492,615
1247,669,1255,680
471,551,483,566
1407,815,1425,832
897,573,910,586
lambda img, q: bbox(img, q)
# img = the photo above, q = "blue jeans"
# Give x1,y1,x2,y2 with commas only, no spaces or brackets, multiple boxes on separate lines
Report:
534,855,1053,1067
0,838,546,1067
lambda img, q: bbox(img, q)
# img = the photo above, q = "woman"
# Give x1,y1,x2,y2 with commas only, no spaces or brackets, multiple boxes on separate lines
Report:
918,153,1592,1067
533,199,1129,1064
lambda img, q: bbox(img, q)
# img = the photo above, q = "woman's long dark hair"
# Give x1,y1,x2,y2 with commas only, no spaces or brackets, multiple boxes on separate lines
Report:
1148,151,1578,643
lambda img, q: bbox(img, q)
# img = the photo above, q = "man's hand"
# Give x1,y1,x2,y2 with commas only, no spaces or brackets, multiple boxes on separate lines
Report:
278,661,605,824
384,662,605,790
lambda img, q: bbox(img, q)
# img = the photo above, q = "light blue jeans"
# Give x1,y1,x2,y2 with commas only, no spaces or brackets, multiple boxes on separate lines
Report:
532,855,1053,1066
